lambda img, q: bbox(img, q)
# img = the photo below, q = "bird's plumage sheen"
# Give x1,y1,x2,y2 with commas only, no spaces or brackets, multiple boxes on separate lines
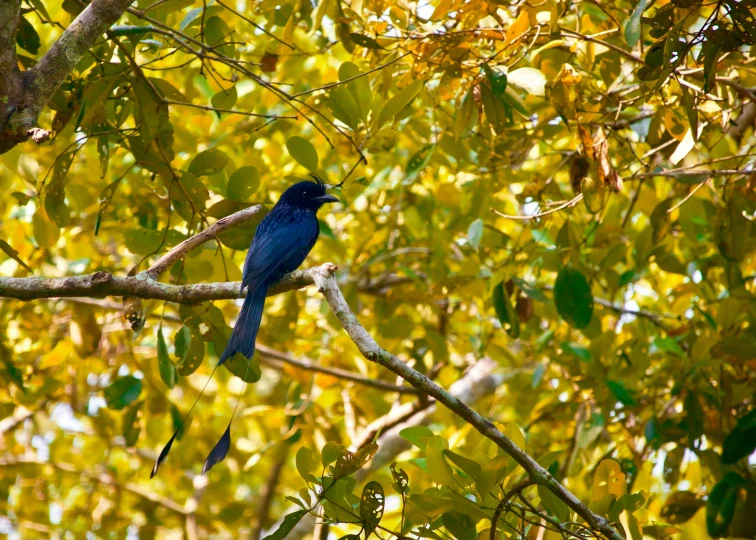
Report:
151,178,338,478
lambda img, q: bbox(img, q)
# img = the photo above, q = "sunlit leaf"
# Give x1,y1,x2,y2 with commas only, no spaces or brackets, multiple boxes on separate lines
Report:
286,136,319,172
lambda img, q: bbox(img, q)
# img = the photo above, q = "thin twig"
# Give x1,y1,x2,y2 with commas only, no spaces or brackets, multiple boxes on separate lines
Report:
291,52,411,98
491,194,583,220
143,204,264,280
256,345,420,394
668,178,709,213
162,99,295,119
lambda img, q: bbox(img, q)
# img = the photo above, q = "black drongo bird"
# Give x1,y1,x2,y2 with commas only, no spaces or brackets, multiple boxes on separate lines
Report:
151,177,338,478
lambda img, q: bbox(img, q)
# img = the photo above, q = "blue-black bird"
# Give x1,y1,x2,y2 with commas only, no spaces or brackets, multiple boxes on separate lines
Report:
151,177,339,477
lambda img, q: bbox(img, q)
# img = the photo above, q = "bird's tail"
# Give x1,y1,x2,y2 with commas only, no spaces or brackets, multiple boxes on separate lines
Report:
150,287,267,478
218,285,267,365
202,286,268,474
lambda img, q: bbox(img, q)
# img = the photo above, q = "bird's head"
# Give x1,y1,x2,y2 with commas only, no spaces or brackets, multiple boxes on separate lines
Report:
279,176,340,211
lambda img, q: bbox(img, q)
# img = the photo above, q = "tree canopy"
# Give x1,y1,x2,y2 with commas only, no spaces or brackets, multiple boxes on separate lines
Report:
0,0,755,539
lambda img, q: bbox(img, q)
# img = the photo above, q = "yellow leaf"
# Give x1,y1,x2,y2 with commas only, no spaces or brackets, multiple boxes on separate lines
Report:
669,124,705,165
505,423,526,450
592,459,627,500
664,109,688,141
426,435,455,487
505,10,530,46
620,510,643,540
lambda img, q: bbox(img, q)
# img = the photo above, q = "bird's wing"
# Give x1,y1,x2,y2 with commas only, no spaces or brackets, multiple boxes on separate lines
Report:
241,212,319,292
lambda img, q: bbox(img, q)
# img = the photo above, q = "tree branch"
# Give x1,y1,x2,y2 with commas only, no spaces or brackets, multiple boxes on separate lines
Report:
4,0,134,147
143,204,264,280
309,264,624,540
0,268,315,304
0,0,21,83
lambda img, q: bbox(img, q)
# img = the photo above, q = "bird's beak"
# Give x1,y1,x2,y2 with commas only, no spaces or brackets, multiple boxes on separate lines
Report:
313,194,340,204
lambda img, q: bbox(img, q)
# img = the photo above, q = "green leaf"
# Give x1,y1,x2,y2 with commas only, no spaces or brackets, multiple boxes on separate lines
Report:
262,510,308,540
377,79,424,128
663,445,685,485
16,17,40,54
441,511,477,540
0,239,32,272
538,485,571,522
327,87,361,130
492,281,520,338
722,409,756,464
339,62,371,122
484,64,507,98
334,442,379,478
443,450,481,479
175,326,205,376
286,136,319,172
467,218,483,249
224,351,262,382
360,481,385,535
123,227,164,256
189,148,229,177
479,80,509,133
454,90,478,140
295,446,316,482
44,179,71,229
180,5,223,30
122,400,142,447
28,0,51,22
426,436,455,487
322,441,345,468
554,266,594,329
680,84,698,142
211,85,238,112
390,462,409,494
226,166,260,202
685,392,704,448
104,375,142,410
399,426,434,450
660,491,704,525
33,207,60,249
157,326,176,389
405,144,434,181
607,380,637,407
349,33,384,49
205,16,234,58
501,85,528,116
562,342,591,362
706,472,747,537
624,0,648,47
17,153,39,183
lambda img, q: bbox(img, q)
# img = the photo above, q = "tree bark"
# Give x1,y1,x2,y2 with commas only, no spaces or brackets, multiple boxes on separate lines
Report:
0,0,135,154
0,0,21,83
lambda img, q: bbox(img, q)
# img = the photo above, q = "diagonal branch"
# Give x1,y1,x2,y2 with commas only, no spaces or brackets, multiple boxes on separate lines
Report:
143,204,264,280
309,263,624,540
